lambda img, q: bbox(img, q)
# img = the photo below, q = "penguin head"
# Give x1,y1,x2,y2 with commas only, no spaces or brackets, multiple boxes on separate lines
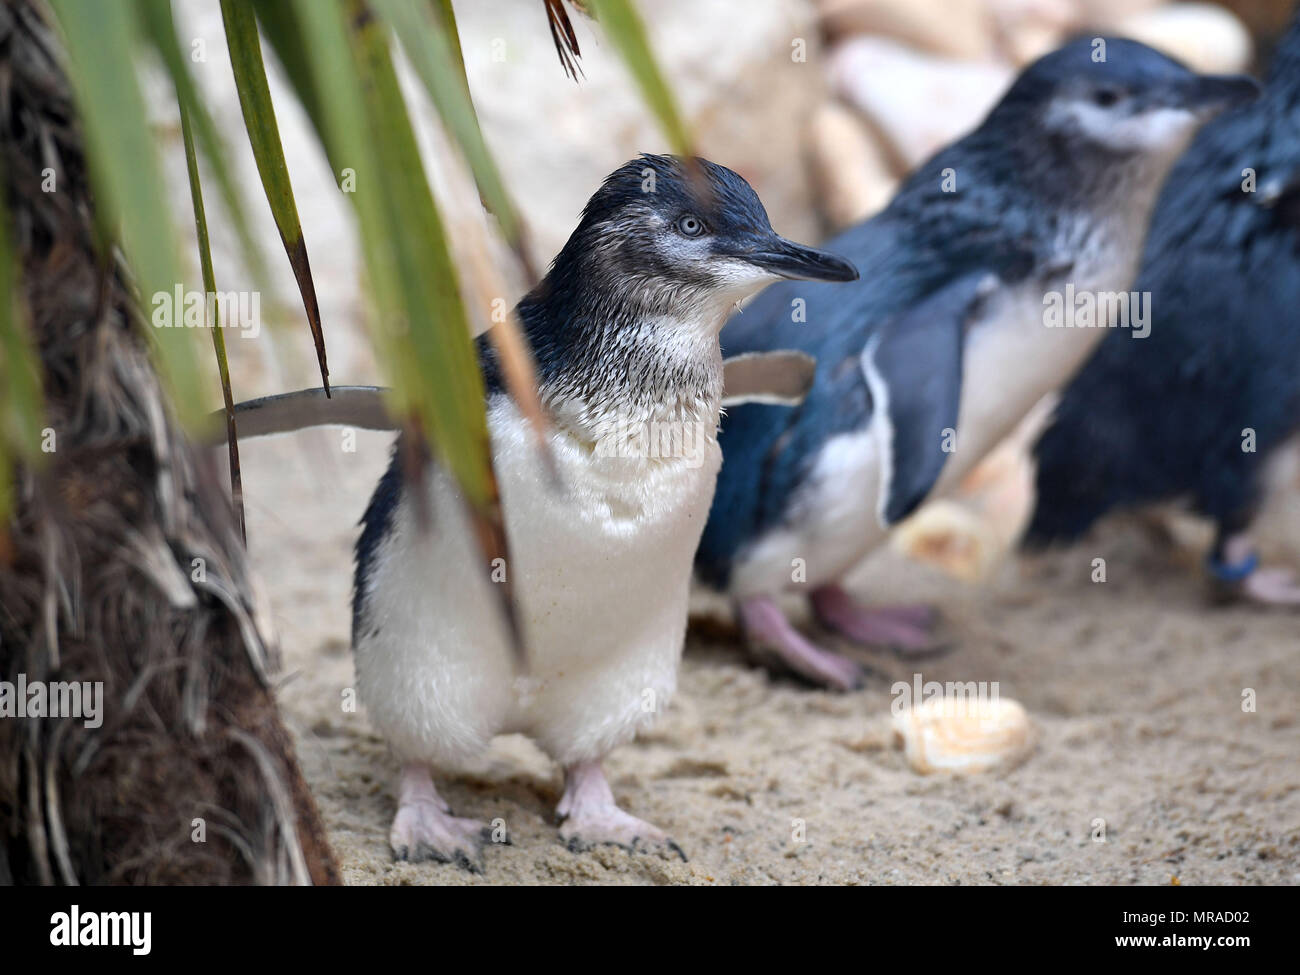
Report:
551,154,857,321
995,37,1258,164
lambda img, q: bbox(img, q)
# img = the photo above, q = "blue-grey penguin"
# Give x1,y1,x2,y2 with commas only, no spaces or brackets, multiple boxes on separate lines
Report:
1029,16,1300,605
693,38,1258,690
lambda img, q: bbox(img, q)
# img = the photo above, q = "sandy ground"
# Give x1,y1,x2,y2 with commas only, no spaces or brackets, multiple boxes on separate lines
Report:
147,0,1300,886
234,432,1300,886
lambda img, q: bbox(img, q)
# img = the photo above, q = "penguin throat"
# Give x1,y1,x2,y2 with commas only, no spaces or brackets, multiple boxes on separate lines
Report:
540,312,724,450
516,257,755,449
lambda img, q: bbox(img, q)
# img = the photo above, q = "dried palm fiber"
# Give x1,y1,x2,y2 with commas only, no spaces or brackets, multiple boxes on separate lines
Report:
0,0,339,885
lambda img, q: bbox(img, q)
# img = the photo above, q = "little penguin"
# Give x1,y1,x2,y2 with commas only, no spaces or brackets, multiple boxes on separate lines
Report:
348,155,857,866
1027,15,1300,605
693,38,1259,690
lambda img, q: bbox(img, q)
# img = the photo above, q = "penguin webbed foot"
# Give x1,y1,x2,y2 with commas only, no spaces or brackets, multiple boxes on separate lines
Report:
1207,535,1300,608
1212,564,1300,607
389,765,490,872
737,595,866,692
560,814,687,862
557,761,687,862
390,807,490,871
1241,566,1300,605
809,584,942,656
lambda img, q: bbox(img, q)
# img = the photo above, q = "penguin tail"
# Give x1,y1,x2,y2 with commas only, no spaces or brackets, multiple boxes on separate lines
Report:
1022,417,1118,549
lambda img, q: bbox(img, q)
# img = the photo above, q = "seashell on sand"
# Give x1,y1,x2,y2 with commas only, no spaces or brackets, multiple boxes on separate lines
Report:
893,499,999,583
893,394,1054,582
892,697,1034,774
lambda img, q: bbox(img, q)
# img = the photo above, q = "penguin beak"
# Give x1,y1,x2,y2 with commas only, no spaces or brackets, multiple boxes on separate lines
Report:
1174,73,1260,115
743,235,860,283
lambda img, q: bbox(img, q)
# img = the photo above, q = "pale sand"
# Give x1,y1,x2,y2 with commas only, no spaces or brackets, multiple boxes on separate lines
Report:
238,432,1300,886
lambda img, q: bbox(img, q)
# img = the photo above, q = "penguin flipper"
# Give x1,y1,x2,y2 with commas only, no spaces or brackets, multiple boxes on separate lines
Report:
206,385,396,443
721,351,816,407
862,272,989,527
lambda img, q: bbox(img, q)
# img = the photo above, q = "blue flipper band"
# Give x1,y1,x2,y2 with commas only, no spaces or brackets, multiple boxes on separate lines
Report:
1207,550,1259,584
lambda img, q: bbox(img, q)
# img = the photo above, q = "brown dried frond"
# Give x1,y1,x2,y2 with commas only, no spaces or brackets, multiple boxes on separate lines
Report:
0,0,338,885
544,0,585,81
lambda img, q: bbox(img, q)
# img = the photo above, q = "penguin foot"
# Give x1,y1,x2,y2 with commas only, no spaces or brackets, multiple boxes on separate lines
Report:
810,584,938,655
1241,567,1300,606
737,595,865,691
389,765,489,871
557,761,686,862
1208,536,1300,607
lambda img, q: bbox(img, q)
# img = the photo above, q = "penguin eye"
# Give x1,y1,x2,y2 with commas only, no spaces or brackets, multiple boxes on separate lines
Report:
1092,87,1122,108
676,214,706,237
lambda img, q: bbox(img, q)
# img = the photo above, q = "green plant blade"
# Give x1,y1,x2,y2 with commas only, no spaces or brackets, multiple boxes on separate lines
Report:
219,0,330,394
137,0,273,300
254,0,525,662
46,0,203,428
0,168,44,528
346,15,490,497
586,0,692,155
371,0,526,266
370,0,553,476
432,0,468,78
181,102,245,542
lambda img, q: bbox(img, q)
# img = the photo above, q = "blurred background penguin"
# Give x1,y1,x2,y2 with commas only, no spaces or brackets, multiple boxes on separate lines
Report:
1025,10,1300,608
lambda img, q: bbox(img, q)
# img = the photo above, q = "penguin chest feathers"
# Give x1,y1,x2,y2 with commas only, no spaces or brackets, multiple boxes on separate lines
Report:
490,388,722,673
352,331,725,765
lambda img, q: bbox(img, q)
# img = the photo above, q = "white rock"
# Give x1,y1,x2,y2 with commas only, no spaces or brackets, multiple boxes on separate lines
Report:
829,36,1013,170
1114,3,1254,74
815,0,997,60
460,0,828,271
987,0,1077,65
1072,0,1166,26
805,101,897,229
893,500,1002,584
1249,434,1300,570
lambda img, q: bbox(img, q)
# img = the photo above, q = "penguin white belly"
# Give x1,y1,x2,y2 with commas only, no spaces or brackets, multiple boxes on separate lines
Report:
728,427,887,597
354,397,721,769
936,224,1146,493
930,278,1108,498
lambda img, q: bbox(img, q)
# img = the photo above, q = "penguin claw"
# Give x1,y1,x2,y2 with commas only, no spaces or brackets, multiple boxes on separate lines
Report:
556,762,685,861
561,817,687,862
452,850,485,874
389,802,490,872
659,839,689,863
394,842,485,874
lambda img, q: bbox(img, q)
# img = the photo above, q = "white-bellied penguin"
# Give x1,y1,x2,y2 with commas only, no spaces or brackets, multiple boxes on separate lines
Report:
345,155,856,867
694,39,1258,690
